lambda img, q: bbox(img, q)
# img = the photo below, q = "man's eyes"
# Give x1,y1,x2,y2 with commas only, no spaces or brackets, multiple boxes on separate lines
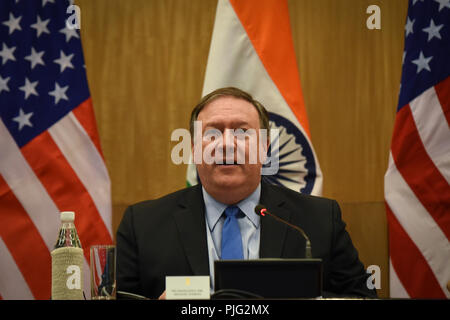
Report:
204,127,250,133
204,128,222,137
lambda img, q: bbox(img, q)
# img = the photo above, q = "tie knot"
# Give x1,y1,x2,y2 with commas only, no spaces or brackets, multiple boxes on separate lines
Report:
224,206,240,218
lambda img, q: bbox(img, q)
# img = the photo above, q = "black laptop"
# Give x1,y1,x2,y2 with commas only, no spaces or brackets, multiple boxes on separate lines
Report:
214,258,323,299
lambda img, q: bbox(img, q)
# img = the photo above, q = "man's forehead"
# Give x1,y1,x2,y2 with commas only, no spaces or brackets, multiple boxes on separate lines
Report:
202,119,252,128
198,96,259,119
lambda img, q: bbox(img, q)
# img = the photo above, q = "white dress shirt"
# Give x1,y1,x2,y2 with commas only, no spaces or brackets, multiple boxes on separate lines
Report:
202,184,261,292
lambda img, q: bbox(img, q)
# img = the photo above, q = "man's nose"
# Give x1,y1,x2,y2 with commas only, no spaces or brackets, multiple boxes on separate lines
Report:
220,129,236,154
223,129,236,145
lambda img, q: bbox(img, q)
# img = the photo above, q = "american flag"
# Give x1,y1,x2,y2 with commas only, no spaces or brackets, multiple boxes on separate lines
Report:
385,0,450,298
0,0,112,299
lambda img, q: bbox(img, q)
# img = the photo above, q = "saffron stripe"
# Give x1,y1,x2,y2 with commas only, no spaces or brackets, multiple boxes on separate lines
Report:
20,130,112,261
202,0,312,145
0,177,50,300
386,203,445,298
229,0,310,136
390,104,450,239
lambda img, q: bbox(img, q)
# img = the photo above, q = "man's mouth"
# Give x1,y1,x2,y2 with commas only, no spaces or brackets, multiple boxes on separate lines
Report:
217,160,239,166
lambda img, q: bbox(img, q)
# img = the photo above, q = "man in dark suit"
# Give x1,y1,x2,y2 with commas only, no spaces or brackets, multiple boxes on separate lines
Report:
117,87,377,299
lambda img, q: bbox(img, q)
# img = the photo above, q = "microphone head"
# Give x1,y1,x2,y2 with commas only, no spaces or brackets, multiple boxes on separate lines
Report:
254,204,266,216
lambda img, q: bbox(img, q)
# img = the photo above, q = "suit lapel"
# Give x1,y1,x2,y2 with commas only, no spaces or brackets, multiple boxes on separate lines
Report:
172,184,210,276
259,182,291,258
172,182,293,269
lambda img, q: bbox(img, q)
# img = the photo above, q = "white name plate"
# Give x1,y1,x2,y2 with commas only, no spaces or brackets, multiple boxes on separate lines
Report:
165,276,210,300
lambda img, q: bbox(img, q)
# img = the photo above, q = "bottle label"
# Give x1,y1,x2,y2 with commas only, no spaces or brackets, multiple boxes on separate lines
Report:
51,247,84,300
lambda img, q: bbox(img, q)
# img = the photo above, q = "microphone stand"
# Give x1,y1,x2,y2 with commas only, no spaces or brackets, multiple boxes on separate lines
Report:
260,208,312,259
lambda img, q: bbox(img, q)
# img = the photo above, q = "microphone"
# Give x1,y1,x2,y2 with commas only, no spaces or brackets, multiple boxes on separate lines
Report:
255,204,312,259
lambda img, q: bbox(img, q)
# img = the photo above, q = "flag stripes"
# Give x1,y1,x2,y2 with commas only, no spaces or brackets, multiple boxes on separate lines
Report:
389,259,409,297
48,111,112,237
391,104,450,239
434,77,450,126
71,99,105,159
385,151,450,298
409,84,450,182
0,237,34,300
21,124,112,260
387,205,445,298
0,108,112,297
0,177,50,299
0,120,61,251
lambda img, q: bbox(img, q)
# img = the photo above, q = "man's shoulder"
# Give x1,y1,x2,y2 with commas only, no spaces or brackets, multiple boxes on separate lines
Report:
263,182,336,206
129,184,201,210
261,182,340,222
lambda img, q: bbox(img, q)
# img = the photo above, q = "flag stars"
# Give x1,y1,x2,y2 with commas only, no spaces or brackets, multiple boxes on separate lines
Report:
434,0,450,11
19,77,39,100
411,51,433,74
0,75,10,94
0,43,16,65
54,50,75,73
42,0,55,6
25,47,45,69
31,15,50,38
405,17,415,37
13,108,34,131
59,26,79,43
422,19,443,42
2,13,22,35
49,82,69,104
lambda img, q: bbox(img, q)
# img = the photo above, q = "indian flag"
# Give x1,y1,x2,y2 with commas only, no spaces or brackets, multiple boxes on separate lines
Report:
187,0,322,196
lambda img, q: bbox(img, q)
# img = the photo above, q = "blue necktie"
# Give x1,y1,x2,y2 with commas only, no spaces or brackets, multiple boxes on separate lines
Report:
221,206,244,260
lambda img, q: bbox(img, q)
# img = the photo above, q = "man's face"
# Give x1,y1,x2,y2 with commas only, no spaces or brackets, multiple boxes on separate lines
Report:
193,96,265,204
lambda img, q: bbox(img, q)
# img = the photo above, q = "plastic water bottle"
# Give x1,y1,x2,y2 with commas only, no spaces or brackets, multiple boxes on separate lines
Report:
54,211,82,249
51,211,84,300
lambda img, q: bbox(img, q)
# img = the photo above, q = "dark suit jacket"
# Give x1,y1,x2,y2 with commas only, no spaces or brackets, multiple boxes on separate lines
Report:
116,182,377,299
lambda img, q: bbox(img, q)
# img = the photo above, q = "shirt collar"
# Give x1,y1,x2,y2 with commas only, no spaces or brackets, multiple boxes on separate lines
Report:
202,184,261,231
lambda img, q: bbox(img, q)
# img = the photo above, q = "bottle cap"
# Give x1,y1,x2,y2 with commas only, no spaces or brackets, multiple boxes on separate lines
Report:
60,211,75,222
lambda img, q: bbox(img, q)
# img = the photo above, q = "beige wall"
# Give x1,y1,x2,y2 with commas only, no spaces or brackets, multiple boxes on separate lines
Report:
77,0,409,298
